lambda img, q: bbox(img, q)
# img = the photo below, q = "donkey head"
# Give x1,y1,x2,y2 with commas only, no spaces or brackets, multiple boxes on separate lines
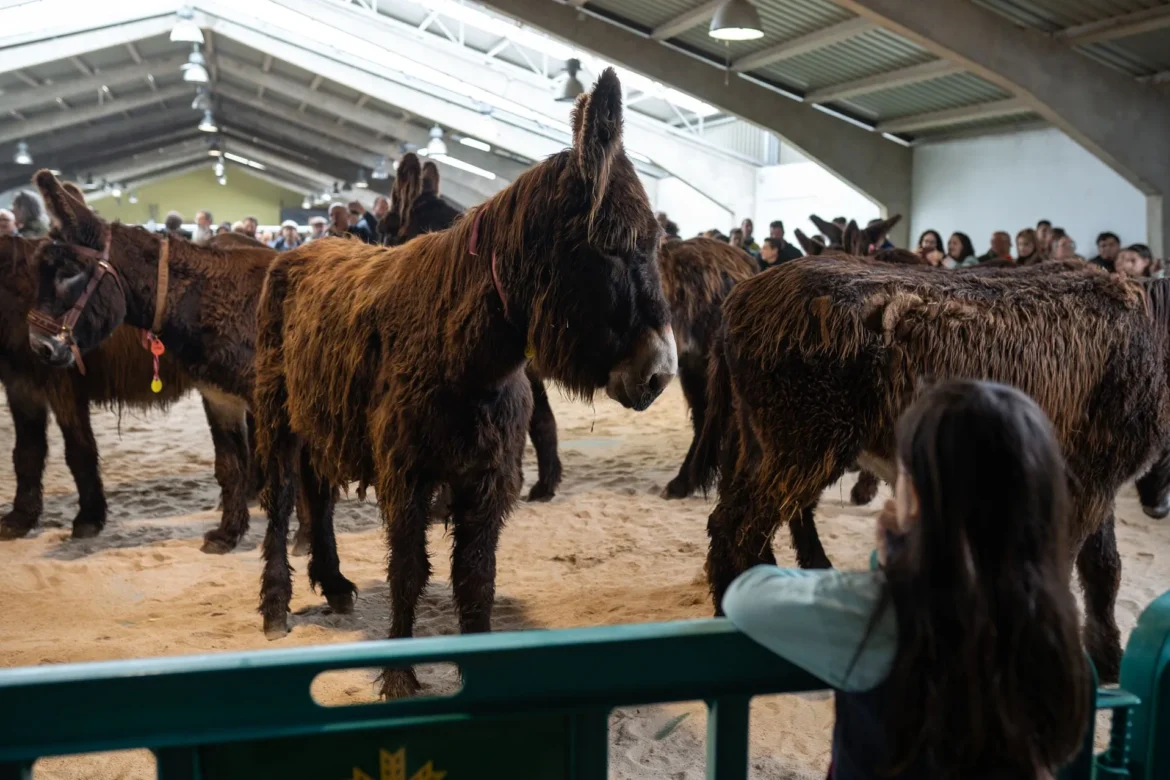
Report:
797,213,903,257
495,68,675,411
26,170,126,368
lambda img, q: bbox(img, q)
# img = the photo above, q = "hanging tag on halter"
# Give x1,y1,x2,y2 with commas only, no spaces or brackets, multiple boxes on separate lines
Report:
525,343,536,360
140,330,165,393
151,377,163,393
150,338,165,357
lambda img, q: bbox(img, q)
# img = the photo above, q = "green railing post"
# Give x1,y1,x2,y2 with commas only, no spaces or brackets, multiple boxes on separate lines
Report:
706,695,751,780
569,710,609,779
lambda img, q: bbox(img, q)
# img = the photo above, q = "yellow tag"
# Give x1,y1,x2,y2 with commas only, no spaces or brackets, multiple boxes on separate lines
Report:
151,378,163,393
525,344,536,360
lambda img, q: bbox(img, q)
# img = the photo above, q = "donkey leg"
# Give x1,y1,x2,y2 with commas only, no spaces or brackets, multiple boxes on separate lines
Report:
1136,446,1170,519
1,386,48,539
664,352,706,500
300,448,356,613
245,411,264,503
788,502,832,569
449,468,514,635
53,389,106,539
850,469,880,506
1076,511,1123,683
291,483,313,556
258,431,300,640
200,394,252,554
525,369,562,502
379,477,434,699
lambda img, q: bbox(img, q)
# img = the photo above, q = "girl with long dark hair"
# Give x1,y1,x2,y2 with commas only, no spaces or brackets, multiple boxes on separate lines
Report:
724,380,1089,779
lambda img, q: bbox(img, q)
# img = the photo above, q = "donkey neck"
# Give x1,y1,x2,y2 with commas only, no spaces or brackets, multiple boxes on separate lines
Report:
108,226,169,332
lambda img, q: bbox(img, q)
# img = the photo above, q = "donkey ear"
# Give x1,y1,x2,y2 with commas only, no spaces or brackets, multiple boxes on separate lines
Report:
809,214,842,247
35,169,78,229
843,220,861,254
794,228,822,256
574,67,624,178
864,214,901,247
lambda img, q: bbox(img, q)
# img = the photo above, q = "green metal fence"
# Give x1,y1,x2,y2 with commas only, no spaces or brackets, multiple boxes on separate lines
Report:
0,595,1168,779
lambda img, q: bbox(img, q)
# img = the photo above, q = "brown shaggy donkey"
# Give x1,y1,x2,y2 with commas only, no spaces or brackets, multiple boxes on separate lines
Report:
1,235,192,538
524,236,758,501
23,174,297,555
693,256,1170,681
253,69,676,698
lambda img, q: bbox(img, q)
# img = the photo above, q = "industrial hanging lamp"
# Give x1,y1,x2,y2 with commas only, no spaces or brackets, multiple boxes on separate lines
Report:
13,141,32,165
354,168,369,189
182,46,210,84
198,110,218,133
425,126,447,156
170,6,204,44
555,58,585,102
709,0,764,41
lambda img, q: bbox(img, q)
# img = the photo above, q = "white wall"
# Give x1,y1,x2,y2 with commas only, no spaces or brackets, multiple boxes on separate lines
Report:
912,127,1147,256
755,162,880,243
653,175,737,239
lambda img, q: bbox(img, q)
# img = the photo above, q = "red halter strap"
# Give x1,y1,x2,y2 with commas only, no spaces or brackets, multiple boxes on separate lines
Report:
26,226,120,376
469,208,508,321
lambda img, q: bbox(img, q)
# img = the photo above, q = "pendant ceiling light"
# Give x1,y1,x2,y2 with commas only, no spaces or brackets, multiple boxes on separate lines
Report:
301,195,312,210
354,168,369,189
371,157,390,179
191,88,213,112
198,110,218,133
218,175,227,186
182,46,210,84
128,192,139,204
170,6,204,44
555,58,585,103
425,125,448,156
709,0,764,41
13,141,32,165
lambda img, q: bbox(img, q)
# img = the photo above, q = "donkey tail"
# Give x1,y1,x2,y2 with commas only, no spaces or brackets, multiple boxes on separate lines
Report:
690,327,733,496
252,257,294,494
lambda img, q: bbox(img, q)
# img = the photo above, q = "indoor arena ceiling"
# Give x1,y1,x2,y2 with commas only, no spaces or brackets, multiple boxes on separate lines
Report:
561,0,1170,141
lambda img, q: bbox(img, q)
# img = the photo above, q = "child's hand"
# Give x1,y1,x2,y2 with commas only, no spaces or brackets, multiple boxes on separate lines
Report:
876,499,898,567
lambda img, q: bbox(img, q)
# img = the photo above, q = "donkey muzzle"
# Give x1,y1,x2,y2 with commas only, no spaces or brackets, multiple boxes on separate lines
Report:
606,324,677,411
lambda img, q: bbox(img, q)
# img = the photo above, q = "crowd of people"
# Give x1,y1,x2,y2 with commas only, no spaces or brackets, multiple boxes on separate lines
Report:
158,197,391,250
658,210,1161,279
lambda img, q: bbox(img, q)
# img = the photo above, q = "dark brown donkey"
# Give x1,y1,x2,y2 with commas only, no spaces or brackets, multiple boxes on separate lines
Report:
253,69,675,698
694,257,1170,682
524,237,757,502
24,174,292,555
1,235,194,538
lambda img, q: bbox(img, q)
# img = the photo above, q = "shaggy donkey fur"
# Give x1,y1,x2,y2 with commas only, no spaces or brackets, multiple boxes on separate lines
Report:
253,69,676,698
23,174,308,554
693,256,1170,682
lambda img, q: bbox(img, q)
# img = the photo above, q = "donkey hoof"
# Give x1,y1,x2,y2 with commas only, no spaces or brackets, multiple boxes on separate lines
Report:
290,535,311,557
201,530,238,555
526,482,556,502
0,512,35,539
263,616,290,641
70,522,102,540
661,477,692,500
1142,498,1170,520
326,589,356,615
378,667,421,700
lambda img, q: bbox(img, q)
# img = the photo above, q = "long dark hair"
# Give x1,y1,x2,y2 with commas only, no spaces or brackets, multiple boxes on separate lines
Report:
391,153,423,239
948,231,975,262
917,229,942,252
878,380,1089,776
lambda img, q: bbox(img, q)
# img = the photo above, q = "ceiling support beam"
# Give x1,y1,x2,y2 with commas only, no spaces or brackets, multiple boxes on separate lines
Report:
829,0,1170,254
650,0,723,41
0,84,192,145
806,59,962,103
876,97,1030,133
474,0,912,243
0,56,187,115
732,17,873,72
0,15,176,73
1056,6,1170,46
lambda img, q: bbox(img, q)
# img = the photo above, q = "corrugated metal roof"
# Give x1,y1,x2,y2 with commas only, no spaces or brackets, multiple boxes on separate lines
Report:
587,0,704,31
973,0,1166,30
671,0,855,64
1079,28,1170,76
756,28,932,93
910,110,1044,140
844,72,1013,120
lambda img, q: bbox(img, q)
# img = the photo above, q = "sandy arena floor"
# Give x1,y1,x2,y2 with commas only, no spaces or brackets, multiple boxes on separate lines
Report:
2,382,1168,779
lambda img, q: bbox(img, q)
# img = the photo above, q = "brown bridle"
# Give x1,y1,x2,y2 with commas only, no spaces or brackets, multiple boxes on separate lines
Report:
26,226,121,376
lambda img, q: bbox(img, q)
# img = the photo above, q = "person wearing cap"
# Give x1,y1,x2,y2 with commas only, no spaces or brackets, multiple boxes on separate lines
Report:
306,215,328,242
272,220,302,251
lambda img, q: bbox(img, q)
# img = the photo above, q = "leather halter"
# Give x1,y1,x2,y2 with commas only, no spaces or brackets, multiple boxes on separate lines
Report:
469,207,508,321
26,227,119,376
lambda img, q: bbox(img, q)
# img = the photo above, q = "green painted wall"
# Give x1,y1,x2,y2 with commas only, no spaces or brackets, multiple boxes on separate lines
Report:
93,166,303,226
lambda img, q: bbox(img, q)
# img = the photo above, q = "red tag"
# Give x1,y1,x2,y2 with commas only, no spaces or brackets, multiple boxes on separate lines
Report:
150,339,165,357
